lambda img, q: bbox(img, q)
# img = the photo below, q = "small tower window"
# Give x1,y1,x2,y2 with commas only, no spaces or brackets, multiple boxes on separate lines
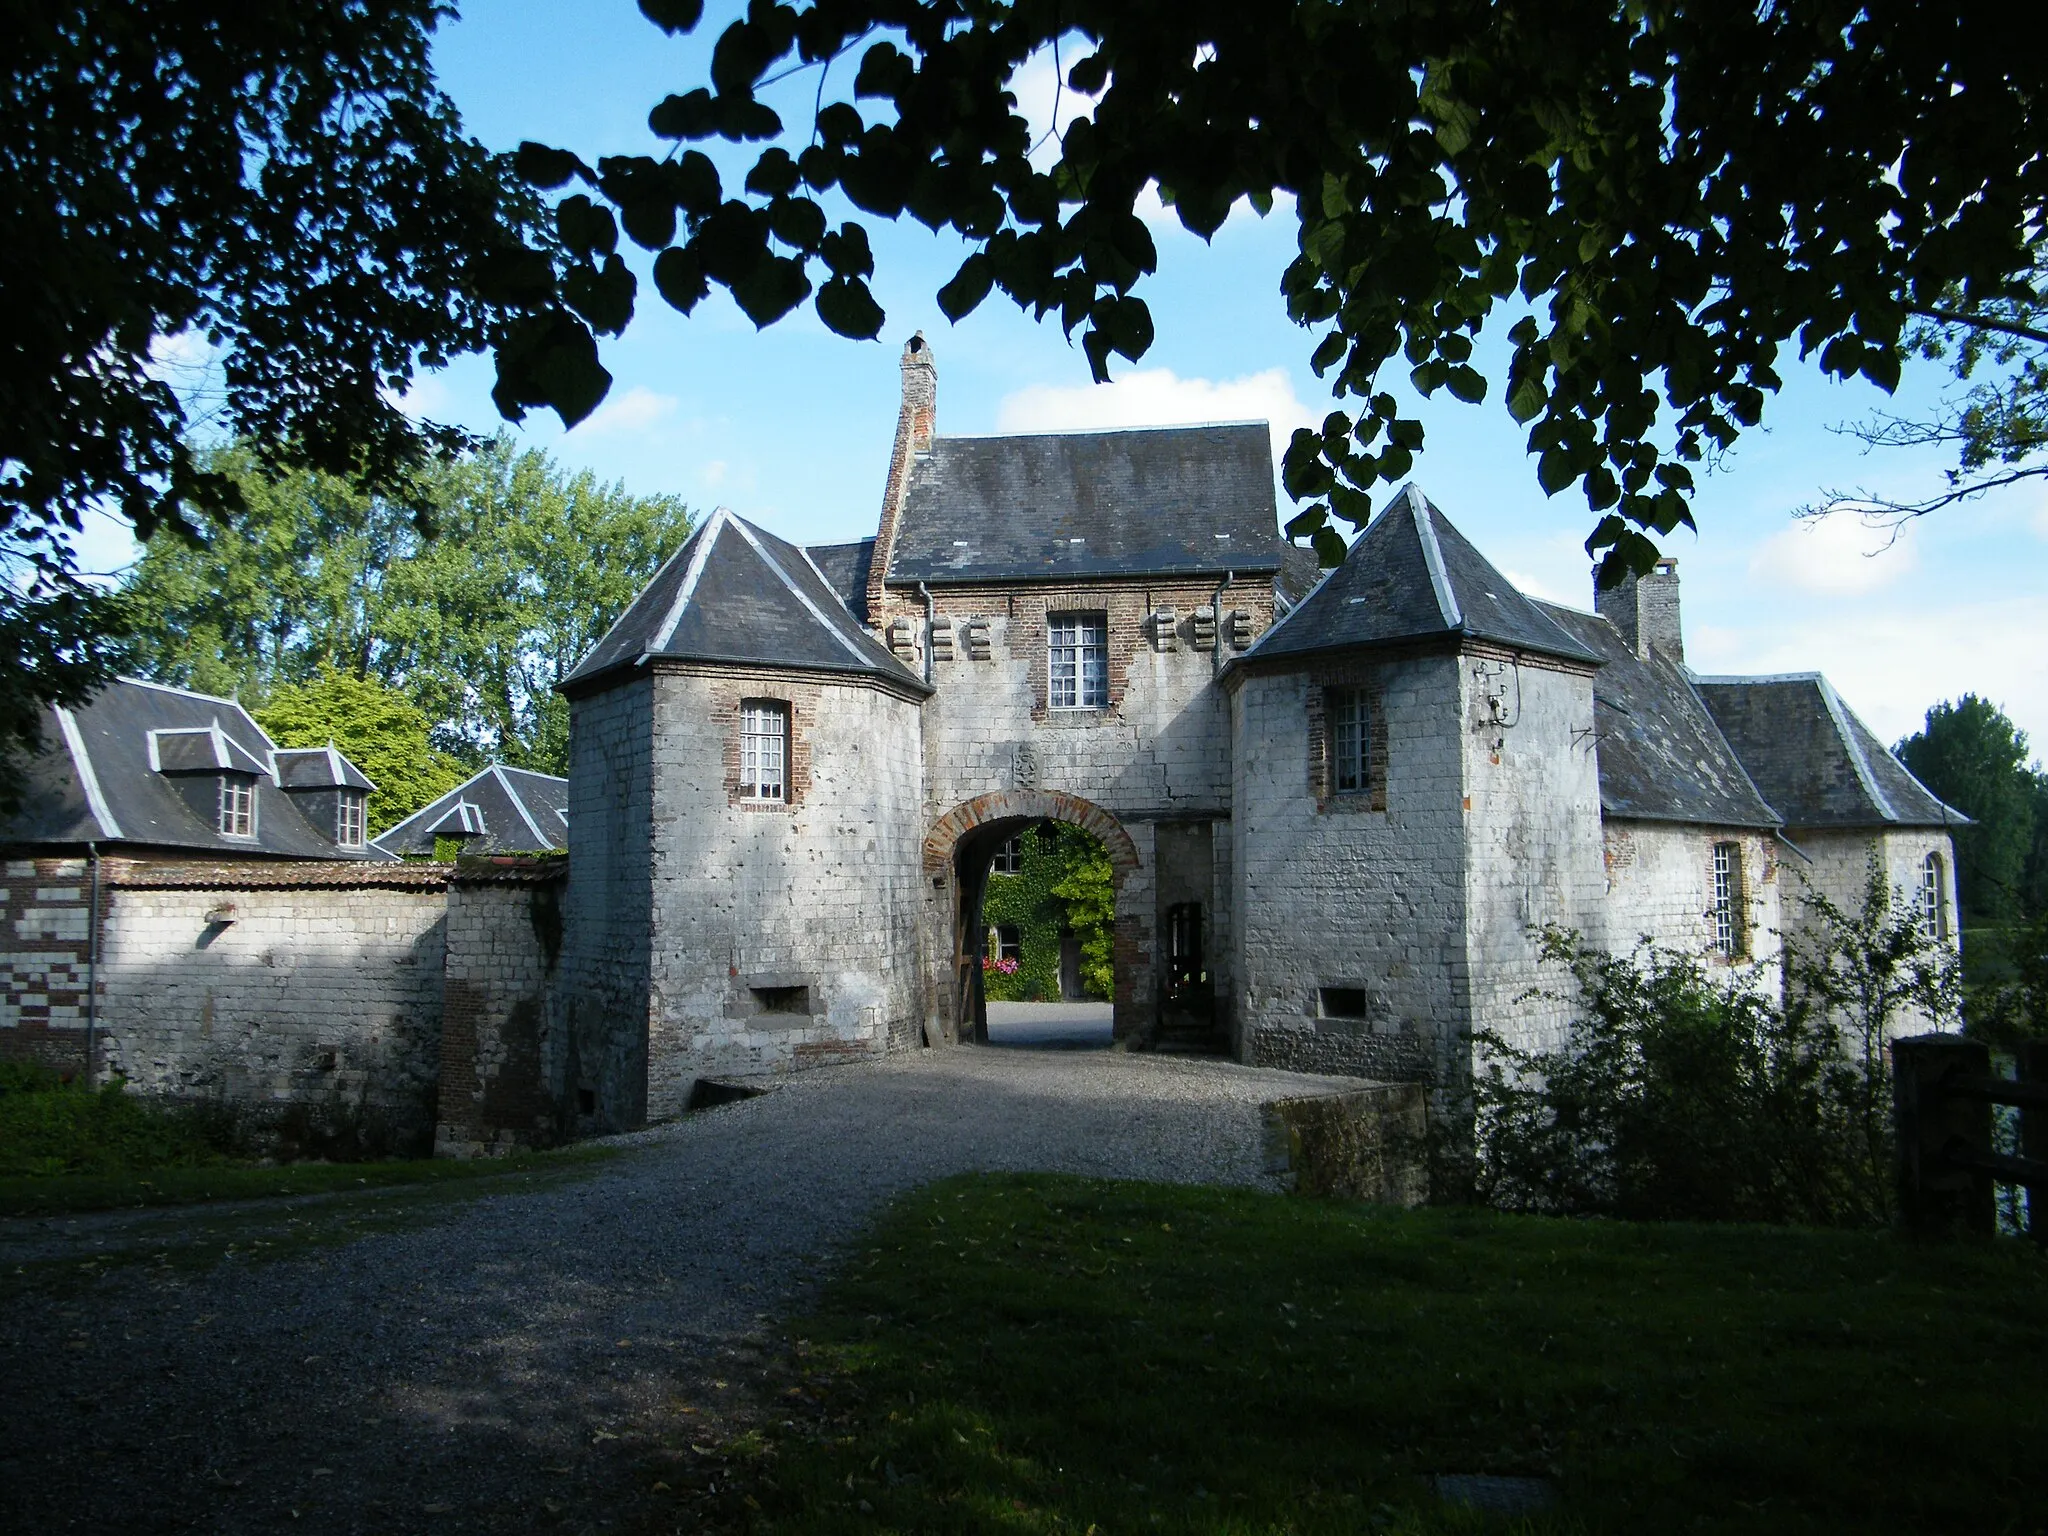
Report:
336,791,367,848
1329,687,1370,793
218,775,256,838
1710,841,1745,957
1048,612,1108,709
739,700,789,802
1919,852,1947,942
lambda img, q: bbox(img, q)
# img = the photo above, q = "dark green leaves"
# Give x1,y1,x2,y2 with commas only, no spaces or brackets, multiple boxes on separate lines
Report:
937,254,994,321
514,142,587,190
555,196,616,260
637,0,704,35
653,247,709,314
731,256,811,327
816,276,884,339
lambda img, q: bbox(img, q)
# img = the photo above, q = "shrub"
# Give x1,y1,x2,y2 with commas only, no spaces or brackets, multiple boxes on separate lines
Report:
0,1072,242,1177
1477,858,1960,1228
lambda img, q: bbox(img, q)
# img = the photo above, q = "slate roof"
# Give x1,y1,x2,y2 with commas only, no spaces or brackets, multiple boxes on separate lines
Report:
1241,485,1601,666
886,424,1290,584
805,537,875,616
1693,675,1967,830
271,744,374,792
371,765,570,857
1,677,381,859
1539,605,1779,828
563,508,928,694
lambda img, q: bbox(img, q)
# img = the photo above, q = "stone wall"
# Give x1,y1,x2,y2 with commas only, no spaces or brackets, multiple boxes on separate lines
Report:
1780,825,1962,1036
627,663,926,1120
435,863,569,1157
558,674,656,1131
95,862,451,1157
1596,820,1784,984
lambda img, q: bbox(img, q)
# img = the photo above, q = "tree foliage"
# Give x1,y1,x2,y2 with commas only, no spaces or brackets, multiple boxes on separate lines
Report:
2,0,561,787
253,670,468,835
505,0,2046,575
1478,860,1960,1227
980,824,1114,1003
122,439,694,775
1896,695,2042,920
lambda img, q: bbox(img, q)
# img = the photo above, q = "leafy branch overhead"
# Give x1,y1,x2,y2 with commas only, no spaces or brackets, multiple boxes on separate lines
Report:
502,0,2045,577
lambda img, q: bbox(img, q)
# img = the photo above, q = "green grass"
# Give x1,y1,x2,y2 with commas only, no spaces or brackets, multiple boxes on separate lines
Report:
708,1174,2047,1536
0,1142,617,1217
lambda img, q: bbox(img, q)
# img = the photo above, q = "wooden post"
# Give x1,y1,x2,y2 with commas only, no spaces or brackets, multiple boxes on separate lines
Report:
2020,1040,2048,1246
1892,1033,1995,1237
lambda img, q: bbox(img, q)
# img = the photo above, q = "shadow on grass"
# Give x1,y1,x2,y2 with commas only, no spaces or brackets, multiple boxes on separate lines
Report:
678,1173,2047,1536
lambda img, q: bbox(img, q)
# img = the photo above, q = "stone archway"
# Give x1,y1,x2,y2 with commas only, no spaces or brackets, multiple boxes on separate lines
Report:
923,791,1140,1047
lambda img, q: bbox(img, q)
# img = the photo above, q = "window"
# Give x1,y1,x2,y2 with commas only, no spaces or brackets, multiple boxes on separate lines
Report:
1319,987,1369,1020
989,925,1022,963
1330,687,1370,793
218,775,256,837
1711,841,1745,956
1048,612,1108,709
335,791,366,848
990,836,1023,875
751,984,809,1014
739,700,789,801
1920,853,1947,942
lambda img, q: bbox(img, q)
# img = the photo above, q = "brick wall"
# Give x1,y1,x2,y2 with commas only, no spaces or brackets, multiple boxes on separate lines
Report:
1596,820,1784,982
0,858,104,1074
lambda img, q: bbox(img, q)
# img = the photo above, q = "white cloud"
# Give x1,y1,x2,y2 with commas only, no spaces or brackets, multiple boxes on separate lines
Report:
1746,511,1918,596
146,330,212,378
997,366,1318,472
576,385,679,438
392,373,455,421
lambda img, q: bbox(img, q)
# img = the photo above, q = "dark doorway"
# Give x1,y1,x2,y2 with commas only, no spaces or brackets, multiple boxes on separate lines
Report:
950,816,1116,1044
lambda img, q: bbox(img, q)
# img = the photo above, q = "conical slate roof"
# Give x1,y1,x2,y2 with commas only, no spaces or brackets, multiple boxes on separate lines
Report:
562,508,928,694
1243,486,1600,666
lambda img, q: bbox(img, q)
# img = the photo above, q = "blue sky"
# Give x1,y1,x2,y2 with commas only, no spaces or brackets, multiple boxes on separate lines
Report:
114,2,2048,758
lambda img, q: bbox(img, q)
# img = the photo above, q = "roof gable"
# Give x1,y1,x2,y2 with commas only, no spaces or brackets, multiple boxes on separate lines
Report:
371,764,571,856
1243,486,1600,665
887,424,1287,583
563,509,925,693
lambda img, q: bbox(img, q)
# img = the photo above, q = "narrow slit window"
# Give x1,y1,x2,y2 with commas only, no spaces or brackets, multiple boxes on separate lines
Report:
740,700,789,802
1711,841,1745,956
218,775,256,837
1330,687,1369,793
1919,852,1946,942
1048,613,1108,709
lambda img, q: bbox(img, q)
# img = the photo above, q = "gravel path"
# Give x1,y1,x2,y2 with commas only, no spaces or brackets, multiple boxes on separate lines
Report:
0,1044,1356,1534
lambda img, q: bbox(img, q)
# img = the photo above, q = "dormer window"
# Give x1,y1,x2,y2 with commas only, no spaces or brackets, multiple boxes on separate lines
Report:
218,775,256,837
336,791,366,848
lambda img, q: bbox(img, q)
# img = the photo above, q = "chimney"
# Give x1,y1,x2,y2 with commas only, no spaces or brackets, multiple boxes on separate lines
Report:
1594,556,1683,664
865,332,937,627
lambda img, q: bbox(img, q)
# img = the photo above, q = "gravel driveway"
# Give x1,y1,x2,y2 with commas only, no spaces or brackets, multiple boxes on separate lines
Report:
0,1042,1356,1534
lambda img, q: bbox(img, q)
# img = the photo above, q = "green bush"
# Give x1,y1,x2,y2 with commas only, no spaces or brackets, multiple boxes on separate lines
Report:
0,1071,240,1177
1478,858,1960,1228
980,824,1113,1002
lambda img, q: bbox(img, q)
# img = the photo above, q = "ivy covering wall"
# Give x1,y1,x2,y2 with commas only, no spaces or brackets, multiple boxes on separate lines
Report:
980,824,1114,1003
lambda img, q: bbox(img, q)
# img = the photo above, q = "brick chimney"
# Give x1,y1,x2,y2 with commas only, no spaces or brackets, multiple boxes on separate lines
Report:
865,333,937,626
1594,556,1684,664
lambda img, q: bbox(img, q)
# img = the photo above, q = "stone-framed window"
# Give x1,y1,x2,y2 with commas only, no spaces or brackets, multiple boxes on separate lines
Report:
987,924,1022,963
1919,852,1948,942
990,835,1023,875
738,699,790,802
336,790,367,848
217,775,257,838
1710,840,1746,957
1047,612,1108,709
1306,673,1387,811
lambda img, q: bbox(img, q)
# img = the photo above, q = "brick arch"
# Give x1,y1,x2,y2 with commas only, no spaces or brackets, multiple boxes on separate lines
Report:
923,790,1139,878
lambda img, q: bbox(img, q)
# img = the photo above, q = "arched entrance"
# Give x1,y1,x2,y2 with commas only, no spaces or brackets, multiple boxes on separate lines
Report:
923,791,1140,1046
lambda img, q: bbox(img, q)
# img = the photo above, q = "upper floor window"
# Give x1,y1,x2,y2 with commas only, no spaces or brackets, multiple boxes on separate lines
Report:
218,775,257,838
1048,612,1108,709
739,700,789,802
336,791,367,848
991,835,1023,876
1919,852,1947,942
1710,841,1745,956
1330,687,1371,793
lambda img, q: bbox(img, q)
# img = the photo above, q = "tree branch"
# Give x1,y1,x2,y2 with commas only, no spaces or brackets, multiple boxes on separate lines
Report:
1906,305,2048,348
1797,460,2048,525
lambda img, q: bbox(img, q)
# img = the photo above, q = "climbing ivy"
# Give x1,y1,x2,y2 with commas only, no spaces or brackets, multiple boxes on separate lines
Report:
981,824,1113,1003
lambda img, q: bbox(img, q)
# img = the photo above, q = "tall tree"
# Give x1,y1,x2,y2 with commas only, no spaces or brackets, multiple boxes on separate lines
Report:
1,1,569,790
123,439,694,775
1896,697,2040,920
498,0,2047,577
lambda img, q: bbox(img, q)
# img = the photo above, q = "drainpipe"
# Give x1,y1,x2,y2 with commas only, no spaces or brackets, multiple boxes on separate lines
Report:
84,841,101,1088
1209,571,1235,679
918,582,936,687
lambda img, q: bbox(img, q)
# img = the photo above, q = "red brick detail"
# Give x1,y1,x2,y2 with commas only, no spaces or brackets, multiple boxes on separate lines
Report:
710,681,818,812
1303,662,1389,813
0,856,107,1078
923,791,1139,877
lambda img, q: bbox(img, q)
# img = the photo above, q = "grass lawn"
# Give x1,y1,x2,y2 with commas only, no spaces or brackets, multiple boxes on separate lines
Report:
0,1144,616,1218
703,1174,2047,1536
